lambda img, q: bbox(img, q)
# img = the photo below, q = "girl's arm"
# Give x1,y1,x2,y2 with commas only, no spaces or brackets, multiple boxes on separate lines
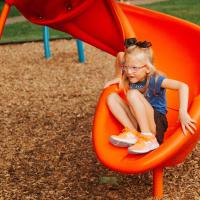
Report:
161,78,197,135
104,52,125,88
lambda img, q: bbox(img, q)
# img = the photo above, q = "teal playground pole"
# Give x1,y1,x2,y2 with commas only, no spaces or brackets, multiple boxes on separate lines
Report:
43,26,51,59
42,27,85,62
76,39,85,63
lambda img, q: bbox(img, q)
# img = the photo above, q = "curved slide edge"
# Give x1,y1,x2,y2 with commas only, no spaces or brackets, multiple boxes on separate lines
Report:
93,85,200,173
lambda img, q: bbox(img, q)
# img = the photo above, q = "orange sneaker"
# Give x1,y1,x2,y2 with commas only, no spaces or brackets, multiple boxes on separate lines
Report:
109,128,140,147
128,133,159,154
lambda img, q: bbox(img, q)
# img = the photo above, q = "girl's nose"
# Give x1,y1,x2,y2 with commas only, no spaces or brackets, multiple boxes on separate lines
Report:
127,68,135,74
127,68,132,74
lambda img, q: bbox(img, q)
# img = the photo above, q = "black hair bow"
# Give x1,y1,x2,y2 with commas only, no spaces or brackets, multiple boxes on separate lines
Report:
124,38,152,48
136,41,152,48
124,38,137,48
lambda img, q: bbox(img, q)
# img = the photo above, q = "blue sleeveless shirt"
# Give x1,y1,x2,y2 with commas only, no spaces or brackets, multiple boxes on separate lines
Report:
130,75,167,115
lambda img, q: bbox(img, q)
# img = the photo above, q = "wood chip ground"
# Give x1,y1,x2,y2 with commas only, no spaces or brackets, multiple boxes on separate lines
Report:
0,39,200,200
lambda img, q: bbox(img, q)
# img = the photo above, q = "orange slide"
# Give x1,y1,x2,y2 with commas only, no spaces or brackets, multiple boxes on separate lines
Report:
1,0,200,198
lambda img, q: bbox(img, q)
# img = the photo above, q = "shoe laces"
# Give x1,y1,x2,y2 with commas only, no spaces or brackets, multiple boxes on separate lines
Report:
120,128,156,143
121,127,140,137
136,134,156,144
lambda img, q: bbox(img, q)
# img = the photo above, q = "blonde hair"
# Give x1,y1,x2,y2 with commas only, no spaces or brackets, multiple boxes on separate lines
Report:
119,45,162,93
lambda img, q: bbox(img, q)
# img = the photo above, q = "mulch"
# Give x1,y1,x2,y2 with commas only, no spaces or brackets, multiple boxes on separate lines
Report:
0,39,200,200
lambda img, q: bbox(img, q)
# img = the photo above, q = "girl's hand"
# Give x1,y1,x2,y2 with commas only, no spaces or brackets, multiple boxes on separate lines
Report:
179,111,197,135
104,78,120,88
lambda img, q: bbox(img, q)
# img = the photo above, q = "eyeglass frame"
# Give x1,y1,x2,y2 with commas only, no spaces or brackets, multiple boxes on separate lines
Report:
122,64,147,73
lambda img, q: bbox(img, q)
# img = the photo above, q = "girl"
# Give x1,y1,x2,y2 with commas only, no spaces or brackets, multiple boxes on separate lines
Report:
105,38,196,154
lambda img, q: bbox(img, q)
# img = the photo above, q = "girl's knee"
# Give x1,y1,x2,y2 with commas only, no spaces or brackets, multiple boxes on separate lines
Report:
126,89,140,102
106,92,120,106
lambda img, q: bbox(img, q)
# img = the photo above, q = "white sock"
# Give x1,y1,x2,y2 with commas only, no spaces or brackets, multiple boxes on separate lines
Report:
141,132,153,136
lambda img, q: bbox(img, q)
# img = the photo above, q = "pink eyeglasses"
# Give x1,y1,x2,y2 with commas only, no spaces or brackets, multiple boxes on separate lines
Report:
123,65,146,72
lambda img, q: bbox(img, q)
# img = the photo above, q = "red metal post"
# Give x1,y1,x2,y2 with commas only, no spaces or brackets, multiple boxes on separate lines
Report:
0,3,11,38
153,167,164,199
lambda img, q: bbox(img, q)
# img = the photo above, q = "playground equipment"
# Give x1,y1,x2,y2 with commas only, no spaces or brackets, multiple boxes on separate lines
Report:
0,5,85,62
43,26,51,58
76,39,85,63
0,0,200,199
43,26,85,62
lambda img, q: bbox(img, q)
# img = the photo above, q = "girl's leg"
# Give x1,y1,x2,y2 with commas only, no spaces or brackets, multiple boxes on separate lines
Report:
127,89,156,134
127,90,159,154
107,92,138,130
107,92,140,147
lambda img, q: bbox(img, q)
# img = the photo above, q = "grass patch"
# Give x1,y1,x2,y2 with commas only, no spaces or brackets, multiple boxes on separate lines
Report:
0,21,71,43
142,0,200,25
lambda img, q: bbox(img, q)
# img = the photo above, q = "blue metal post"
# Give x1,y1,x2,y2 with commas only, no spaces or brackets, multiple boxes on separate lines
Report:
76,39,85,63
43,26,51,59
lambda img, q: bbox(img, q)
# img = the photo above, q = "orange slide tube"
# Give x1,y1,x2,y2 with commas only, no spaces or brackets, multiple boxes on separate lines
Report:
107,0,135,39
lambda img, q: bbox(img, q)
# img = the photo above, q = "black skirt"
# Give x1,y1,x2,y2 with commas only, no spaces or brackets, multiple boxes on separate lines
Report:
154,109,168,144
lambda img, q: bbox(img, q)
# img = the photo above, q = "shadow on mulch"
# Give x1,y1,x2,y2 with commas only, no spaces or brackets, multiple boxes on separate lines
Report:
0,40,200,200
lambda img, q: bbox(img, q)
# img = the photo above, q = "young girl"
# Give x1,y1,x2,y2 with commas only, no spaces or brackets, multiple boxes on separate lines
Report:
105,38,197,154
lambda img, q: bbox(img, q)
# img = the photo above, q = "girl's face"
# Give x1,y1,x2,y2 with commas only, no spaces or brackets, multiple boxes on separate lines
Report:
124,54,150,83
